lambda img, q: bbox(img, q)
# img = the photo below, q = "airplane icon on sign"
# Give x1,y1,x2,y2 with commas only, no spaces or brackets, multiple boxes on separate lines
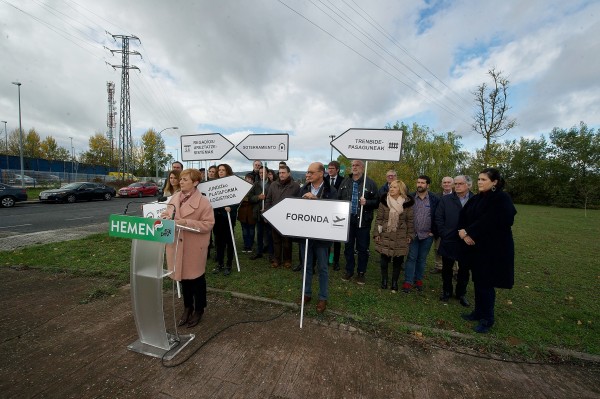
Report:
333,215,346,227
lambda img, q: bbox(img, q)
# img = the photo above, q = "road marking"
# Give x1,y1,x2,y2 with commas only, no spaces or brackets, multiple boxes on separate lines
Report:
0,224,33,229
65,217,94,221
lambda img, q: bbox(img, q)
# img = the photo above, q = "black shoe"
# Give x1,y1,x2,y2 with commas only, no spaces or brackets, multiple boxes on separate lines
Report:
333,262,340,271
461,312,479,321
458,296,470,307
440,291,451,302
187,310,204,328
391,280,399,292
381,277,388,289
292,264,302,272
355,272,366,285
249,253,263,260
341,272,353,282
223,267,232,276
212,265,223,274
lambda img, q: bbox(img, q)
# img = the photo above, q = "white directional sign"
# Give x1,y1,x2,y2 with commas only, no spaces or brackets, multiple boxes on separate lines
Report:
180,133,235,161
198,175,253,209
331,128,403,161
262,198,350,242
236,133,289,161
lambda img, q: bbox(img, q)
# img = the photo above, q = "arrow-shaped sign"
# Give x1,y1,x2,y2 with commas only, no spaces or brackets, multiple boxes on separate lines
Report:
236,133,289,161
198,175,253,209
331,128,403,161
180,133,235,161
262,198,350,242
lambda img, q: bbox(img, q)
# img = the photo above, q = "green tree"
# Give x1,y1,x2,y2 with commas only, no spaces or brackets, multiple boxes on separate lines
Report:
374,122,468,191
472,68,517,167
23,128,42,158
139,129,169,178
82,133,112,166
7,128,23,156
548,122,600,211
40,136,71,161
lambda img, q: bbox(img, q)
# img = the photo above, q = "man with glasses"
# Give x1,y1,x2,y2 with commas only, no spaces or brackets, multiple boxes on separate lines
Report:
431,176,455,274
378,170,397,197
435,175,474,306
296,162,337,313
337,160,378,285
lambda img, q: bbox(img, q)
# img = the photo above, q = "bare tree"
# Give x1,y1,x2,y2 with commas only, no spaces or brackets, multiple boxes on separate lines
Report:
472,68,517,167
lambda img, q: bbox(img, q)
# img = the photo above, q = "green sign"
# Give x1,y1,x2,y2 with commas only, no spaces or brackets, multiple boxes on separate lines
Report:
109,215,175,243
339,164,346,176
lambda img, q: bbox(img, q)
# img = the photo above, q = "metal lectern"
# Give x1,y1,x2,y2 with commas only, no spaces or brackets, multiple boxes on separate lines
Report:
109,214,194,360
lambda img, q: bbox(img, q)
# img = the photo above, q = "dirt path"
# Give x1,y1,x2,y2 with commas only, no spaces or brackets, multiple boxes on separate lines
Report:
0,267,598,399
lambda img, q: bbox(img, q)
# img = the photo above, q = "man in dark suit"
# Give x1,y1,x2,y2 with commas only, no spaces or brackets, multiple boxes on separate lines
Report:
435,175,474,306
325,161,343,270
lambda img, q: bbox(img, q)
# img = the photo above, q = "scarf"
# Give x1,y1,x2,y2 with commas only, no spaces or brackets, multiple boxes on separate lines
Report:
386,194,405,232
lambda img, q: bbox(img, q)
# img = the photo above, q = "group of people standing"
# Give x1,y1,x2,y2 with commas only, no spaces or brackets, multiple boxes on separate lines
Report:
370,167,516,333
159,158,516,334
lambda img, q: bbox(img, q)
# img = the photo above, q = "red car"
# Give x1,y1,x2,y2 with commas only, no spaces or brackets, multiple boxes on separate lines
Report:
118,182,159,198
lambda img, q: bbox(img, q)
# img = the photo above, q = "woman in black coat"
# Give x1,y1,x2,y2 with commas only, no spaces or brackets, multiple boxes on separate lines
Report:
457,168,516,334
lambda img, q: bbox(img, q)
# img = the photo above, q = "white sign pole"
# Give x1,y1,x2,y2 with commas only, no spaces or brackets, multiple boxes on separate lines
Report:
358,161,369,229
300,238,309,329
226,211,241,272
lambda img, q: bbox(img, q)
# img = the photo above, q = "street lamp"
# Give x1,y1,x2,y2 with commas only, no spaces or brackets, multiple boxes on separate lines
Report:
1,120,7,171
69,136,74,178
329,134,336,162
11,82,24,188
156,127,178,181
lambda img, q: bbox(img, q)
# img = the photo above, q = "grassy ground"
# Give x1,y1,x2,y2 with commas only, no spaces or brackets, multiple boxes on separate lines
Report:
2,204,598,357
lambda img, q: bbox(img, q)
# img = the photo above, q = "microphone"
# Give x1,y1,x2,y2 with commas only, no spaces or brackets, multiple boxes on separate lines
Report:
123,200,148,215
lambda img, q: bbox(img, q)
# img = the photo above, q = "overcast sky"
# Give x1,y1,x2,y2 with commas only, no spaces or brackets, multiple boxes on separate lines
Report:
1,0,598,173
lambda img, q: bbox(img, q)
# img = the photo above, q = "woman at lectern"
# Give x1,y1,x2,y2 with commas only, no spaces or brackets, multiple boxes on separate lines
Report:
161,168,215,328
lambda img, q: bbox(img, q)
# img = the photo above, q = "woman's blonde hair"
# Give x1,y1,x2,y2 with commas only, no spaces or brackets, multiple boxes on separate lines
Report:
390,179,409,199
163,170,181,196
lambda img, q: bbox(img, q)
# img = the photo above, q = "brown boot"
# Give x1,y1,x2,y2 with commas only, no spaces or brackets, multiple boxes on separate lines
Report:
187,310,204,328
178,307,192,327
316,300,327,313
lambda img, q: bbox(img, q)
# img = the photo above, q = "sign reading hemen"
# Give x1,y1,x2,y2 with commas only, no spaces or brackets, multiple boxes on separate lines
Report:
262,198,350,242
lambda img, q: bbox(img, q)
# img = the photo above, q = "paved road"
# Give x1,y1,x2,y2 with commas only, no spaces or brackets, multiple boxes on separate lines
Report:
0,197,158,236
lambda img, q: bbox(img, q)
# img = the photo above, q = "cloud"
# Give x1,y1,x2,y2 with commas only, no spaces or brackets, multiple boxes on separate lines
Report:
0,0,597,173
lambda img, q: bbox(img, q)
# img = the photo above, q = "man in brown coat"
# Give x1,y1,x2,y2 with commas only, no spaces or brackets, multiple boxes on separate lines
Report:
264,165,300,268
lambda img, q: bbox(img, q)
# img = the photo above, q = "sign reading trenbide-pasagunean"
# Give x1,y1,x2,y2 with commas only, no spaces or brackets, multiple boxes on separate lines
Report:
198,175,253,209
109,214,175,243
262,198,350,242
236,133,289,161
180,133,235,161
331,128,403,161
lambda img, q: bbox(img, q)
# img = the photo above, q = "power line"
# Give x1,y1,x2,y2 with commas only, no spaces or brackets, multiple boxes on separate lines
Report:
278,0,471,124
345,0,473,108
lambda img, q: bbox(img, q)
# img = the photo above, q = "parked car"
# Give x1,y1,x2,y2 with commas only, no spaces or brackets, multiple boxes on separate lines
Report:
0,183,28,208
9,174,37,186
118,182,159,198
39,182,116,203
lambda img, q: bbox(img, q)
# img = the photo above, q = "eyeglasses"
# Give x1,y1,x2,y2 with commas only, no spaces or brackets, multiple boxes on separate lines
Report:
454,182,466,186
306,171,318,175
